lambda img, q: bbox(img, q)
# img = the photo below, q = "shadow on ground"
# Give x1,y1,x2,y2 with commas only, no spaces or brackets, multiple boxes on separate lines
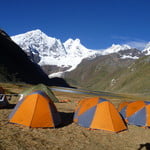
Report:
57,112,74,128
0,104,16,109
138,143,150,150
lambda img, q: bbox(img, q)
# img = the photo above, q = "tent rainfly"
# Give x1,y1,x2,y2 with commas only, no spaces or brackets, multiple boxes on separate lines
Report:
74,97,127,132
9,90,61,128
119,101,150,127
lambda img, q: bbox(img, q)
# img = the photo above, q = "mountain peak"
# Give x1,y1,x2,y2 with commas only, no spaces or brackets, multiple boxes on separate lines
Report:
64,38,80,45
11,29,67,63
142,42,150,55
74,38,80,43
102,44,131,55
27,29,42,33
12,29,44,37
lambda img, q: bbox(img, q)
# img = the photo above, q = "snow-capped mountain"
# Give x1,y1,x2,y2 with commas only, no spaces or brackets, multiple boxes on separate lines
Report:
142,42,150,55
101,44,131,55
11,30,67,61
64,38,97,57
11,29,145,77
11,29,100,75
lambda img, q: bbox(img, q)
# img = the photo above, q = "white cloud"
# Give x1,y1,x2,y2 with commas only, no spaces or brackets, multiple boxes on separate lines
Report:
111,35,148,50
126,41,148,50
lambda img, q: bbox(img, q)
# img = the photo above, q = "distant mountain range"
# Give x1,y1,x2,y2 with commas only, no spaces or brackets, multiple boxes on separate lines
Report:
11,29,150,77
10,29,150,94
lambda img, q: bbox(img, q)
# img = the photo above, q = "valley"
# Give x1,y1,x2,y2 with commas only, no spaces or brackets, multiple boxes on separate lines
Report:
10,29,150,95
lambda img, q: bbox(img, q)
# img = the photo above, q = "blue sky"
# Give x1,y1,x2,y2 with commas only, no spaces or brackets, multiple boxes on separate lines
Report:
0,0,150,49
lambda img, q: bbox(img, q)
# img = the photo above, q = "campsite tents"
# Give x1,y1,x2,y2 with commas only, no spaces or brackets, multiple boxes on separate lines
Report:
21,84,59,102
74,97,127,132
119,101,150,127
0,87,9,108
9,90,61,128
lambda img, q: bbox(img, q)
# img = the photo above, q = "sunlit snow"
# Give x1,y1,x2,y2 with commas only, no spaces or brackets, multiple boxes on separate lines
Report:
11,29,141,77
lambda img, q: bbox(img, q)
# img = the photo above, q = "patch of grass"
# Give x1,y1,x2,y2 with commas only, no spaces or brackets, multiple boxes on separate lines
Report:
65,55,150,96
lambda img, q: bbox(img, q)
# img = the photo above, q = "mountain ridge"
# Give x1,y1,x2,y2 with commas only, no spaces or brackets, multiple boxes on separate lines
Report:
11,29,149,78
64,54,150,94
1,29,150,94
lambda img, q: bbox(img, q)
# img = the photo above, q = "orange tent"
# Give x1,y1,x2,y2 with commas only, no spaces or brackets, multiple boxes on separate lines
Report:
74,97,127,132
9,91,61,128
119,101,150,127
118,101,130,112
